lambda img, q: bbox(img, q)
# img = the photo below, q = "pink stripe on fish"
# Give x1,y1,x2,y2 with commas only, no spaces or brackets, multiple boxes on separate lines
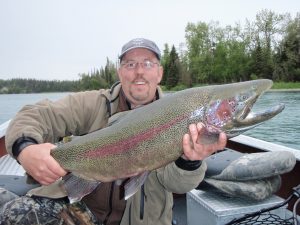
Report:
83,114,186,158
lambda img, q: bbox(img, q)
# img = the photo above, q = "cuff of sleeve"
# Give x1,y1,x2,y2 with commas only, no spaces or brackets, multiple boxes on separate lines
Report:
12,136,38,159
175,157,202,171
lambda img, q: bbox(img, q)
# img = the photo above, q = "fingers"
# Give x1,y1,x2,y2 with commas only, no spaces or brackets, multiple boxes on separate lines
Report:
41,158,67,185
38,168,60,185
182,123,227,161
182,133,194,160
218,132,227,149
189,123,199,145
47,157,67,178
18,143,67,185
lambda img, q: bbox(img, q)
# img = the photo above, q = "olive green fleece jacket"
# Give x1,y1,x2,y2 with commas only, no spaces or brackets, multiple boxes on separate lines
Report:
5,83,207,225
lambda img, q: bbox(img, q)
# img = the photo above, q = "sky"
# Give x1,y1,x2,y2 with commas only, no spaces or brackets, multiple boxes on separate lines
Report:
0,0,299,81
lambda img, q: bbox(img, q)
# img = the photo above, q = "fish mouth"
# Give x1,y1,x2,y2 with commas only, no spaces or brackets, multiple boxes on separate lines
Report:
223,79,284,137
200,79,285,140
226,102,285,138
198,98,284,145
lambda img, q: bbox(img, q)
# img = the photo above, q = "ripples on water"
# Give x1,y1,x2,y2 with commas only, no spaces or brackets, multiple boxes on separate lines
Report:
0,91,299,150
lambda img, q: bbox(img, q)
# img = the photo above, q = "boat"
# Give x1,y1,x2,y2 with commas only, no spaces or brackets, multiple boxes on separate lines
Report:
0,120,299,224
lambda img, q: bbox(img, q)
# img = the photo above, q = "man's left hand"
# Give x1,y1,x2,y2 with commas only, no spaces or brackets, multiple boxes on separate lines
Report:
182,123,227,161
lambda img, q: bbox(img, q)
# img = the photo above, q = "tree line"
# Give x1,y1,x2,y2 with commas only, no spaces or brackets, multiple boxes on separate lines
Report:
1,9,299,94
161,10,300,89
0,58,118,94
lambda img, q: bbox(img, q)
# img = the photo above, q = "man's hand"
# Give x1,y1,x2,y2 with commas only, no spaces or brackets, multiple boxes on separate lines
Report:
182,123,227,161
17,143,67,185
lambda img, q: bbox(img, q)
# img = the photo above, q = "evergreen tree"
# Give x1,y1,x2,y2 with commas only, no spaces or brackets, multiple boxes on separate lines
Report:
165,45,180,89
250,36,265,79
161,43,170,86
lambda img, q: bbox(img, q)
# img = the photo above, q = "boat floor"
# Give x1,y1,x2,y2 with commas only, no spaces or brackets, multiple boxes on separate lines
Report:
173,196,187,225
0,155,299,225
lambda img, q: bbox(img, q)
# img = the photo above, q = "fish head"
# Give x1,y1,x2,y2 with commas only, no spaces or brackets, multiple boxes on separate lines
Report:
192,79,285,143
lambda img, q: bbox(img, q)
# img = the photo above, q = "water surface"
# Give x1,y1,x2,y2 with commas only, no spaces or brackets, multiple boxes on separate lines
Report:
0,91,299,150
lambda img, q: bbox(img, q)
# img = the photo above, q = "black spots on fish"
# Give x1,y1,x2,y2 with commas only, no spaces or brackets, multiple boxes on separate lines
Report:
236,90,256,103
241,95,248,101
227,98,237,113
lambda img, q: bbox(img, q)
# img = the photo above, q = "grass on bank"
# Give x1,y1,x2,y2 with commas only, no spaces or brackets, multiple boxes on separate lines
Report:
161,82,300,92
271,82,300,89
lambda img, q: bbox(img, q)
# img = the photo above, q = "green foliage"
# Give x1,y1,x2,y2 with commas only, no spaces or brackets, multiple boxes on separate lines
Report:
78,58,118,91
164,45,181,89
159,10,300,90
185,21,212,83
0,78,81,94
3,10,300,93
169,84,189,91
160,43,170,86
274,13,300,81
272,82,300,89
0,58,119,94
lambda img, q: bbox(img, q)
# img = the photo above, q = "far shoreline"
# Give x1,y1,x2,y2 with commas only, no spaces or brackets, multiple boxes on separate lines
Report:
268,89,300,92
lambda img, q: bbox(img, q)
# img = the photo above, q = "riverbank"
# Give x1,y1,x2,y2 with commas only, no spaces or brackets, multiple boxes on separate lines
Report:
269,88,300,92
162,81,300,92
271,82,300,90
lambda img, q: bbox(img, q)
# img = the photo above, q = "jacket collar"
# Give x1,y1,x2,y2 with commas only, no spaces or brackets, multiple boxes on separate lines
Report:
103,81,164,116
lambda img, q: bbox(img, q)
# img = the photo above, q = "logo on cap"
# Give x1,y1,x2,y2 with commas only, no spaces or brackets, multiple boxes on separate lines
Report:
131,38,145,46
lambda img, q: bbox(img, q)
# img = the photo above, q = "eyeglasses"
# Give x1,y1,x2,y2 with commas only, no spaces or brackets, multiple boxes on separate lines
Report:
121,60,159,70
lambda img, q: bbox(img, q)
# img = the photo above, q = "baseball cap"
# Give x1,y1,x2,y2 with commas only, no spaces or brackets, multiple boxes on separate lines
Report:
119,38,161,61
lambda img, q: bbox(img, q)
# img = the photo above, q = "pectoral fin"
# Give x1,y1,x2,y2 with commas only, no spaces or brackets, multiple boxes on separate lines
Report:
124,171,149,200
63,173,100,203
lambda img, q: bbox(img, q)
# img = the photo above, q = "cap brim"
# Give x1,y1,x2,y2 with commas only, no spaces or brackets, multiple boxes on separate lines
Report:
119,46,160,60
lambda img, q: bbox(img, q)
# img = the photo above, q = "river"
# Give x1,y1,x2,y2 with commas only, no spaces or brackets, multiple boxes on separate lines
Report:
0,91,299,150
244,90,300,150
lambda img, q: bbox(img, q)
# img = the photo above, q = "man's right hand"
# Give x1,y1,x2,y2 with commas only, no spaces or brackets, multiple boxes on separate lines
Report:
17,143,67,185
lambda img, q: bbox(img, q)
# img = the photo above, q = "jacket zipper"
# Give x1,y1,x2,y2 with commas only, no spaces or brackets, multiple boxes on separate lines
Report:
140,184,146,220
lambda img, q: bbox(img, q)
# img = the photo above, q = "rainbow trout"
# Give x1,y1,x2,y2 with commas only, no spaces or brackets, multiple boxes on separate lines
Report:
51,79,284,202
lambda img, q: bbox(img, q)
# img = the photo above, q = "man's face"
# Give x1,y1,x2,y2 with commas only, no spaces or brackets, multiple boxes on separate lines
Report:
118,48,163,107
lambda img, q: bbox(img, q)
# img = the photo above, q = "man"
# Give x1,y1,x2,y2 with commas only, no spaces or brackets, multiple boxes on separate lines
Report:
1,38,226,225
